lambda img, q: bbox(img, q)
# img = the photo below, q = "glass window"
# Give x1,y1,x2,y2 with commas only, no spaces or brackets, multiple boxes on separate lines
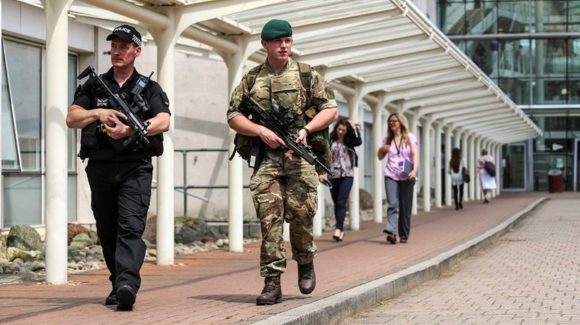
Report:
532,1,567,33
68,54,78,222
568,39,580,78
569,1,580,32
569,79,580,104
4,40,42,172
466,1,497,34
2,175,42,226
538,39,567,77
466,39,498,77
498,39,531,78
497,0,531,33
438,1,467,35
498,78,531,105
534,78,568,105
544,116,567,132
1,46,21,171
68,54,77,172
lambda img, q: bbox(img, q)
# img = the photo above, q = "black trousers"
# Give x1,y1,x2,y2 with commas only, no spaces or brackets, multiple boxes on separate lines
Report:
452,184,464,208
329,176,353,231
85,158,153,293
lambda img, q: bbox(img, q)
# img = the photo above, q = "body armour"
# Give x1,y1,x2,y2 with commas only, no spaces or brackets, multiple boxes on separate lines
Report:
74,68,170,161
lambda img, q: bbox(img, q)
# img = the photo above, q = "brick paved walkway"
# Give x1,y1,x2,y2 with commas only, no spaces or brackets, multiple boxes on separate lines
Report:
349,196,580,325
0,192,564,325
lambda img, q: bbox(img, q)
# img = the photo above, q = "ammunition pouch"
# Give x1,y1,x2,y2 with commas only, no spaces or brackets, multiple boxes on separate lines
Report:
304,107,331,175
230,134,263,169
308,129,331,175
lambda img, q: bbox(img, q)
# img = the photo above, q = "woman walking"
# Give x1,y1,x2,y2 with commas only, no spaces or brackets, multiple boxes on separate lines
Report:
327,119,361,242
377,113,418,244
477,149,496,203
448,147,466,210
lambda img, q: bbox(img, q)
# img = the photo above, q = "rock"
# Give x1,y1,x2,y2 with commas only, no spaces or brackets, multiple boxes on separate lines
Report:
174,217,219,244
142,213,157,244
175,227,196,244
359,189,373,210
216,239,224,247
87,231,100,245
69,233,93,250
30,261,45,272
7,247,34,262
0,245,6,261
148,249,157,257
6,225,43,251
67,224,89,245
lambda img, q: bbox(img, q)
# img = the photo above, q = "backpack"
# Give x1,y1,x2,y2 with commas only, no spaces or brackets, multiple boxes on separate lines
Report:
231,62,331,173
483,160,496,177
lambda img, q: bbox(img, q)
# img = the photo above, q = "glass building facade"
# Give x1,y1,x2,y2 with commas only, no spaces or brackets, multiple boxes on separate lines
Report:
1,38,78,227
438,0,580,191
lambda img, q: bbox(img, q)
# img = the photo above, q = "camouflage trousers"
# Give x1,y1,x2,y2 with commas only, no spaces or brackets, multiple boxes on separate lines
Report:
249,150,319,277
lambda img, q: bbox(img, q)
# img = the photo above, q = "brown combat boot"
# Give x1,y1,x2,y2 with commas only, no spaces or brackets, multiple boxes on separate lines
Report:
298,262,316,294
256,276,282,305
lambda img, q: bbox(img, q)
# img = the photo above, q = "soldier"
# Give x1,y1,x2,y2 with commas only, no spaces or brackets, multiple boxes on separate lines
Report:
66,24,170,311
227,19,337,305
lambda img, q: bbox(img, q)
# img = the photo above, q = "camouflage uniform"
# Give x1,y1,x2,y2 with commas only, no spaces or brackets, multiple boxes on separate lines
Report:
228,58,337,277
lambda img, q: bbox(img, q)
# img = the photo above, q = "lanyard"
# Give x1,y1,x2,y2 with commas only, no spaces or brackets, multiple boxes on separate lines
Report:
394,137,403,155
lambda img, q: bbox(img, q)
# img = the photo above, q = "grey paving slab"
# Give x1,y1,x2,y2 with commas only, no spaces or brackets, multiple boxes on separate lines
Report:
348,198,580,325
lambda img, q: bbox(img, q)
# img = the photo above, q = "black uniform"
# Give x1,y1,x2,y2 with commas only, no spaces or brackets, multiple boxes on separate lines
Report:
73,67,170,294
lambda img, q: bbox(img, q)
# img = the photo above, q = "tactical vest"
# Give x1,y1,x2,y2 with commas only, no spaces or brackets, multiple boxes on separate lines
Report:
78,74,164,160
231,62,331,174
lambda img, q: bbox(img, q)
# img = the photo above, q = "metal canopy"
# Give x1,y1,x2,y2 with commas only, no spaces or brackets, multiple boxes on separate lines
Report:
64,0,540,144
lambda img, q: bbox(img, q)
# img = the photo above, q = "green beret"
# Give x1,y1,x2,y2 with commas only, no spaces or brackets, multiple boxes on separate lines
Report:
261,19,292,41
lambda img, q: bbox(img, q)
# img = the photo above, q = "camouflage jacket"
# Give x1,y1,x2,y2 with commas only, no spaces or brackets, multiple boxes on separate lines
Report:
227,58,336,132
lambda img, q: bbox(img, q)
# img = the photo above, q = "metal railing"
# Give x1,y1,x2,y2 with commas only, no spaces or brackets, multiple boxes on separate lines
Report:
174,148,229,216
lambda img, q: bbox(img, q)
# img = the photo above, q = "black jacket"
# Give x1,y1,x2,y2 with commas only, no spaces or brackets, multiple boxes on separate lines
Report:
331,124,362,167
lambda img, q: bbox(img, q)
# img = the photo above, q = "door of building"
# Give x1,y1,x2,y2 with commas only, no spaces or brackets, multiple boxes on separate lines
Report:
502,144,526,191
574,139,580,192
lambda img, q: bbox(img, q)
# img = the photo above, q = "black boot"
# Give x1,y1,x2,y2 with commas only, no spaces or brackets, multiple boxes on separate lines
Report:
298,262,316,294
256,276,282,305
105,289,118,305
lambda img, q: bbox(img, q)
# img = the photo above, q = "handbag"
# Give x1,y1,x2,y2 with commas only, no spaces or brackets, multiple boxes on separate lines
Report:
484,160,496,177
462,167,470,183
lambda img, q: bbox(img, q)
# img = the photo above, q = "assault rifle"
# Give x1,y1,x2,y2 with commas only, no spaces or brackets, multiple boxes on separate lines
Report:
77,65,150,147
241,96,332,175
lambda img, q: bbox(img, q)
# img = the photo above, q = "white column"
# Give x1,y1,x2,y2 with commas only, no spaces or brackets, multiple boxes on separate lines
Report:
409,113,419,215
476,136,483,200
45,0,73,285
434,123,443,208
0,0,3,227
495,144,501,196
313,183,324,237
461,131,469,202
348,86,363,231
421,118,432,212
475,137,482,201
222,39,251,253
454,129,462,149
444,127,452,207
468,134,476,201
372,104,384,223
151,21,177,264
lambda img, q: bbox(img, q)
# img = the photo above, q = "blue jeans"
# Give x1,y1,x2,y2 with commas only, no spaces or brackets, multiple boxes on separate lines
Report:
383,177,415,240
329,177,353,231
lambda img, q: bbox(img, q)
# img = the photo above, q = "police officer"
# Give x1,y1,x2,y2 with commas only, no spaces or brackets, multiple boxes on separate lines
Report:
227,19,338,305
66,24,170,311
